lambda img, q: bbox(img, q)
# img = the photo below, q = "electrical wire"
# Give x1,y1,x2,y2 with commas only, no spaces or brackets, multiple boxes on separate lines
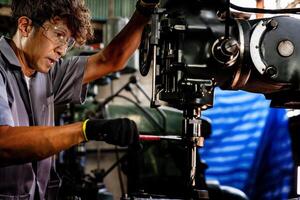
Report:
115,146,125,196
230,3,300,14
225,0,230,38
135,82,167,133
116,94,165,133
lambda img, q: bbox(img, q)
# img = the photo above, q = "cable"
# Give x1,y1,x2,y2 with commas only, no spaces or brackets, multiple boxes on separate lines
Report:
225,0,230,38
230,3,300,14
116,95,165,132
99,75,167,132
115,146,125,196
135,81,167,133
100,154,127,179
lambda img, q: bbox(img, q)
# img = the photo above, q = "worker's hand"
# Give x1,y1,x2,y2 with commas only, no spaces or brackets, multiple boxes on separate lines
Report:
136,0,160,17
82,118,139,147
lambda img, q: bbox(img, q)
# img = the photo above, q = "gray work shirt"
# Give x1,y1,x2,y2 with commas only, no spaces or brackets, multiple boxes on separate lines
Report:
0,36,88,200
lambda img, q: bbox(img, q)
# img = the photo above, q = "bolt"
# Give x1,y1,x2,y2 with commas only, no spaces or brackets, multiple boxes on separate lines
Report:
216,11,227,21
265,66,277,78
267,19,278,30
224,39,239,55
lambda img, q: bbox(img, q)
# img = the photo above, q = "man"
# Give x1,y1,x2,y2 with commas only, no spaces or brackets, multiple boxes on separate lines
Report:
0,0,159,199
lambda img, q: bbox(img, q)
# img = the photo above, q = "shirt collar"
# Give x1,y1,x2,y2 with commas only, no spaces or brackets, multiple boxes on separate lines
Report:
0,36,22,68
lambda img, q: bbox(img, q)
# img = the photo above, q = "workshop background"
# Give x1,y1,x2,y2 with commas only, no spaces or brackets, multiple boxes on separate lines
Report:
0,0,299,200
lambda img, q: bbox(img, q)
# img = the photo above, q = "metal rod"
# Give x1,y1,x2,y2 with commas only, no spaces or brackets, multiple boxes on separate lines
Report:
151,45,158,106
139,134,182,141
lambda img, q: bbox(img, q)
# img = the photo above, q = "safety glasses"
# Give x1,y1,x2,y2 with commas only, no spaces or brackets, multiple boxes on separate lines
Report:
33,20,76,51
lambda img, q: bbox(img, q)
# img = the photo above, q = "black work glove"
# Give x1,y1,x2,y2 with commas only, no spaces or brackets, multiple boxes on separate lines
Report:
82,118,139,147
136,0,160,17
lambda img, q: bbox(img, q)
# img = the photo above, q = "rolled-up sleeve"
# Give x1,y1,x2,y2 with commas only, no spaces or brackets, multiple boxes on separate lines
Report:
51,56,88,105
0,72,13,126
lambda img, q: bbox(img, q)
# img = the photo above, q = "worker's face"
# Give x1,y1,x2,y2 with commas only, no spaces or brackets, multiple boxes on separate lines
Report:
22,17,75,73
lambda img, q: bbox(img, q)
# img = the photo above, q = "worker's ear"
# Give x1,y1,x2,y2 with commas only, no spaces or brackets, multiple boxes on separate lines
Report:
17,16,33,37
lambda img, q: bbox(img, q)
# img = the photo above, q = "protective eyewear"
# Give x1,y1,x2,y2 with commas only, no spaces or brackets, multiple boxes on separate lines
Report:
33,20,76,51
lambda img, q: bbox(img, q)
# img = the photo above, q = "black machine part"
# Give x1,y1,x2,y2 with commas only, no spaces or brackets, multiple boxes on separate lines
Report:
140,8,300,109
226,16,300,108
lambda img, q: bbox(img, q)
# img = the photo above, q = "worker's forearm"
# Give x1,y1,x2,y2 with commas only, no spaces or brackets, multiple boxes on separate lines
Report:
84,11,150,83
0,123,84,166
102,11,149,70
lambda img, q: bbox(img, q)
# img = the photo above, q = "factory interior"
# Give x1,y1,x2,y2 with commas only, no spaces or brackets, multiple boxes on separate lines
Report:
0,0,300,200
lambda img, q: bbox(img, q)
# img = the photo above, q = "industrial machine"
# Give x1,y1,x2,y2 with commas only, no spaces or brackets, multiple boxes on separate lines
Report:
134,0,300,199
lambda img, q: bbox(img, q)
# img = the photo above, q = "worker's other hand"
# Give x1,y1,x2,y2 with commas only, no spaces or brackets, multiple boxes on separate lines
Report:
136,0,160,17
83,118,139,147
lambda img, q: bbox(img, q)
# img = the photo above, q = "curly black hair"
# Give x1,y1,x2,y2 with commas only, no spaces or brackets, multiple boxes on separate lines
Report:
11,0,94,44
